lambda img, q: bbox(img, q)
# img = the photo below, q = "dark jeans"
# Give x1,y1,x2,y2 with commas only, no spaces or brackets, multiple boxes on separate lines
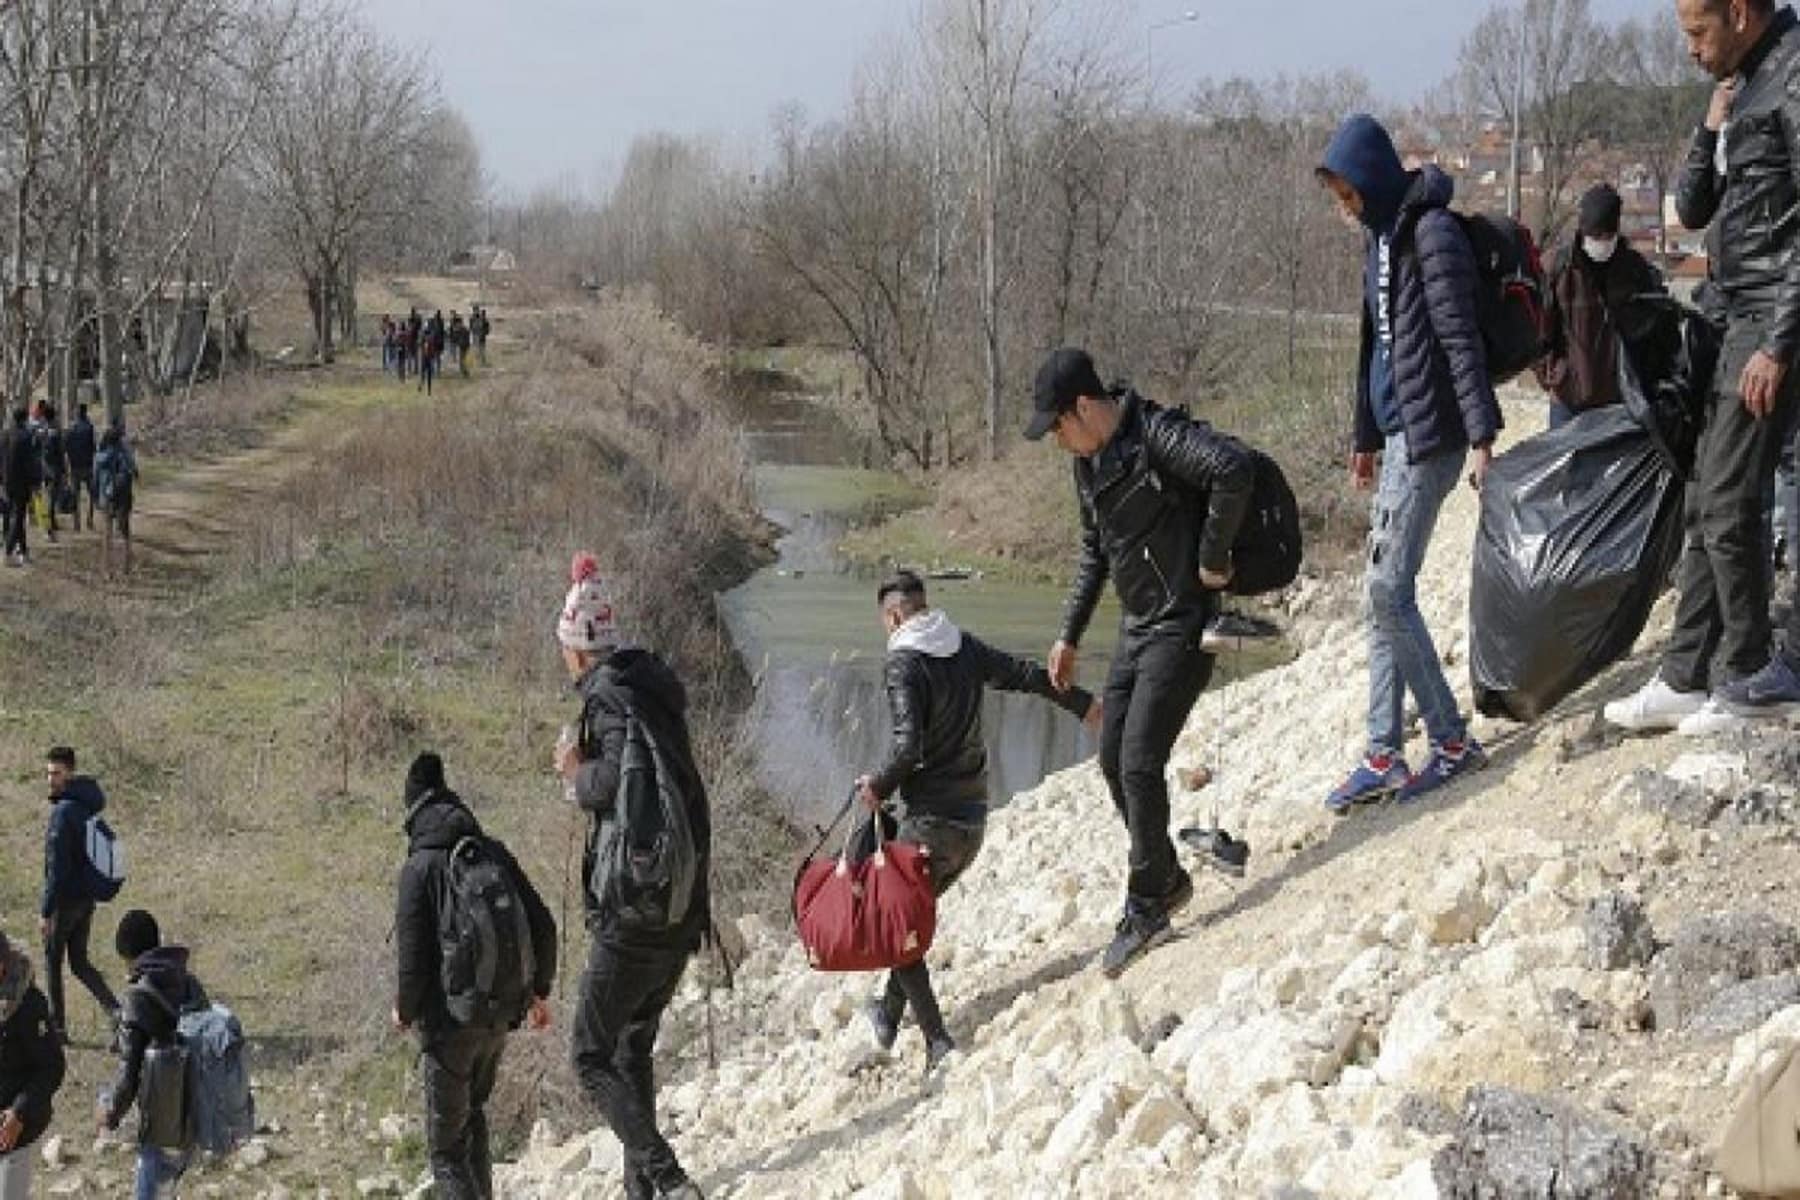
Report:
3,489,28,558
419,358,436,394
877,815,984,1046
72,470,94,528
571,937,690,1199
1099,627,1213,908
1664,314,1800,691
45,900,117,1034
420,1027,506,1200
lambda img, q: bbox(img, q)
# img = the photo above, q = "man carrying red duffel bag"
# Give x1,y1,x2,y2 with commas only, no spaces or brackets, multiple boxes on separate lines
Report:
843,570,1099,1078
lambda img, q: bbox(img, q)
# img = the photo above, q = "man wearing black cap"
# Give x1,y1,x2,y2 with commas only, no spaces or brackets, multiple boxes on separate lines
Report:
394,753,556,1200
1027,348,1254,978
1535,183,1664,428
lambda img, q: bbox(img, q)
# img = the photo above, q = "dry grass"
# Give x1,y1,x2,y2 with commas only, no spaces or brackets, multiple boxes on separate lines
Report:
0,290,794,1190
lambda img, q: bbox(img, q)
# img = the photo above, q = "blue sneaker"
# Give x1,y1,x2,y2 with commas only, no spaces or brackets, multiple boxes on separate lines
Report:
1718,654,1800,719
1325,754,1411,814
1397,738,1488,803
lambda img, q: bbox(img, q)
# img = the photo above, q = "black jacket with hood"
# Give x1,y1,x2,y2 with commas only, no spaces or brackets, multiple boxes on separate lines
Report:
1061,391,1254,647
869,610,1093,820
41,777,106,918
1324,116,1502,463
1676,7,1800,357
64,417,95,476
104,946,206,1134
0,422,36,499
394,790,557,1034
572,648,712,950
0,957,64,1152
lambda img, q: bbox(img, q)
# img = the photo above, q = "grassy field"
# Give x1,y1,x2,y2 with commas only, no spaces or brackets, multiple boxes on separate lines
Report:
0,290,789,1193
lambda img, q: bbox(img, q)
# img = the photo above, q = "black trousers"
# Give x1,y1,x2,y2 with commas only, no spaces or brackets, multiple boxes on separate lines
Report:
1665,314,1800,691
1099,627,1213,908
3,488,29,558
570,937,690,1199
44,900,117,1033
420,1026,506,1200
878,814,984,1046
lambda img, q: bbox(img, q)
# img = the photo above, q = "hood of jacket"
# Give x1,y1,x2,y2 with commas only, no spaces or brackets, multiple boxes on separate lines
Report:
1322,114,1413,235
888,609,963,658
1397,163,1455,227
128,945,194,1012
50,776,104,818
580,647,689,720
404,789,482,852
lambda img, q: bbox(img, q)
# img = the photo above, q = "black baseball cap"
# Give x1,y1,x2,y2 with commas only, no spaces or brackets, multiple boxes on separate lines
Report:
1025,348,1106,441
1577,184,1622,237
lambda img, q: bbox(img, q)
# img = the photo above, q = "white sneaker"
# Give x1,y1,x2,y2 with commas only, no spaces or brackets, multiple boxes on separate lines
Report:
1602,676,1707,732
1677,697,1747,738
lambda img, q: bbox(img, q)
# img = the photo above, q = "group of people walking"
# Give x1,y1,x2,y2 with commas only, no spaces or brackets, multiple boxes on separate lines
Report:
0,403,137,574
380,307,490,395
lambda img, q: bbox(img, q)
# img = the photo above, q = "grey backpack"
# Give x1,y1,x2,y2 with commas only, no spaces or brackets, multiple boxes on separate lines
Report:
588,714,701,934
437,836,535,1028
177,1003,254,1155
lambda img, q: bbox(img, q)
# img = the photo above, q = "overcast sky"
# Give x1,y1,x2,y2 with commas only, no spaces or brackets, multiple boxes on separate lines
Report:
364,0,1682,198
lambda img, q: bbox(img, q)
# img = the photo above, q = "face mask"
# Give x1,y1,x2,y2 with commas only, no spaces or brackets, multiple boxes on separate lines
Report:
1583,236,1618,263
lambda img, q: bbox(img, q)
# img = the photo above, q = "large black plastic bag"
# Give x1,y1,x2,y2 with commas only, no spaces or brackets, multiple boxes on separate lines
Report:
1614,293,1721,478
1470,405,1686,722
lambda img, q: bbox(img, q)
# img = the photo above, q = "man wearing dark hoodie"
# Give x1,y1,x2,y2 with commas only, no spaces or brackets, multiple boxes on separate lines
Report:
854,570,1099,1073
101,909,203,1200
64,403,97,532
553,554,709,1200
1,408,37,567
394,752,557,1200
40,746,119,1042
0,931,66,1199
1315,114,1500,814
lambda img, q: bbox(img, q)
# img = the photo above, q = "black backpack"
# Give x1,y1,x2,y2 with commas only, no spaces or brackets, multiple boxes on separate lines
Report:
588,712,703,935
1455,211,1549,384
1227,449,1303,597
437,835,535,1028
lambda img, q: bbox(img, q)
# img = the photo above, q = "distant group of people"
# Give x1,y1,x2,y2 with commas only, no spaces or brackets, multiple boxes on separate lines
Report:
0,402,137,574
380,307,490,395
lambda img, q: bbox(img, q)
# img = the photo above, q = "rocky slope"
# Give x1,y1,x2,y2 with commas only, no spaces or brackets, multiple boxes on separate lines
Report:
503,407,1800,1199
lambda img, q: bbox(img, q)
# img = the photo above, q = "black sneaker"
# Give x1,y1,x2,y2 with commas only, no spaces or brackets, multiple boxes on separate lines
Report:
864,998,899,1055
1179,826,1250,878
924,1035,957,1076
1100,907,1173,979
1201,611,1282,654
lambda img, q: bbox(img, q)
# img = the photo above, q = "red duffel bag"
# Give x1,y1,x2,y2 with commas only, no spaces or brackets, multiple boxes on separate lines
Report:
793,793,936,972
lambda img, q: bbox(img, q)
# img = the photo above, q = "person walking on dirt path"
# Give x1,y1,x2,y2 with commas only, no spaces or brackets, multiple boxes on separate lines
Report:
449,312,471,377
0,408,36,567
65,404,96,532
95,424,137,576
855,569,1100,1072
472,307,490,367
1605,0,1800,733
407,309,424,376
33,406,65,545
554,553,710,1200
396,321,414,382
40,747,120,1044
393,752,557,1200
0,929,65,1200
1535,184,1666,429
1027,348,1254,979
380,315,397,374
100,909,202,1199
418,327,440,396
1315,113,1498,813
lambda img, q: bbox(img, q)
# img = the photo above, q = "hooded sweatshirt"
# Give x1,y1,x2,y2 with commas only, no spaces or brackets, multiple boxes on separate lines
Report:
104,945,206,1134
1322,114,1414,441
394,789,558,1033
41,777,106,917
869,611,1094,820
571,648,713,949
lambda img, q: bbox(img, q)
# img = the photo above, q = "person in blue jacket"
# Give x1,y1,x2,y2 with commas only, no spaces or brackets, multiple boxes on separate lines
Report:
40,746,119,1042
1315,113,1501,813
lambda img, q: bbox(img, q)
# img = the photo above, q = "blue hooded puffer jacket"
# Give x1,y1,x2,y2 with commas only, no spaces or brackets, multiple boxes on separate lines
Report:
1322,114,1503,463
41,777,106,916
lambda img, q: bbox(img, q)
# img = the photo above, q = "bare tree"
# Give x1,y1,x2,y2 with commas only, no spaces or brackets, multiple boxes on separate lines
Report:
1611,11,1710,254
252,12,434,363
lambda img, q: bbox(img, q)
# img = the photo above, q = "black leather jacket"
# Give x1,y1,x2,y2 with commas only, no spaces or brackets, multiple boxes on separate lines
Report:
1061,391,1254,645
868,620,1094,818
1676,7,1800,357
